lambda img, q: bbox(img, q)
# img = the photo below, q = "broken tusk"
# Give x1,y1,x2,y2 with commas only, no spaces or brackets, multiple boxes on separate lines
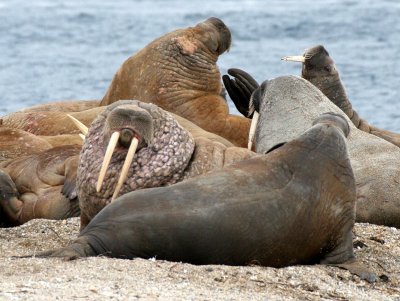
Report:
96,131,120,192
111,137,139,202
67,114,88,135
281,55,305,63
248,111,259,150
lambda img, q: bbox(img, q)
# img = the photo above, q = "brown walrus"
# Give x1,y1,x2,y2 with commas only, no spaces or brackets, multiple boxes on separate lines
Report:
224,72,400,228
0,145,80,227
78,100,254,228
282,45,400,147
99,17,250,147
0,100,253,228
31,113,376,283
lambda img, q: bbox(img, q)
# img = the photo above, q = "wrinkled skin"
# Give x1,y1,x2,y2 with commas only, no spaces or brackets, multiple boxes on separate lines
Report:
33,114,375,283
0,127,52,163
78,100,255,229
0,146,80,227
100,17,250,147
249,75,400,228
288,45,400,147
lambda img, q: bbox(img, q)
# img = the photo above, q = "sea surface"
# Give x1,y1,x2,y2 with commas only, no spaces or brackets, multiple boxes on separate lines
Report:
1,0,400,130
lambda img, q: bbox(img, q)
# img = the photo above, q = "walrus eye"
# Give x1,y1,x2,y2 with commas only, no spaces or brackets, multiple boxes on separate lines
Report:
119,128,135,148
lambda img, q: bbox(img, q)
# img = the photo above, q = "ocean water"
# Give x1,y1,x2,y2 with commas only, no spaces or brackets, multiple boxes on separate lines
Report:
1,0,400,130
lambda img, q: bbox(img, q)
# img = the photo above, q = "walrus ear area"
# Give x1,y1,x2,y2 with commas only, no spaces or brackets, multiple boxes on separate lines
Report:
312,112,350,137
223,68,259,118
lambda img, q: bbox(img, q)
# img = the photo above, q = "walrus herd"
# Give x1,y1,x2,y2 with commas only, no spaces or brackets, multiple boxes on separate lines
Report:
1,17,399,283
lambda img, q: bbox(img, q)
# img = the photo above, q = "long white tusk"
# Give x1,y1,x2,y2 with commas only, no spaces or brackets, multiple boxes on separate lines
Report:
281,55,305,63
79,133,85,140
248,111,259,150
96,132,120,192
67,114,88,135
111,137,139,202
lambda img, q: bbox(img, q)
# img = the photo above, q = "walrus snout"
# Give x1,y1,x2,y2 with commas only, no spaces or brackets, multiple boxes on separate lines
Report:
312,112,350,137
197,17,231,55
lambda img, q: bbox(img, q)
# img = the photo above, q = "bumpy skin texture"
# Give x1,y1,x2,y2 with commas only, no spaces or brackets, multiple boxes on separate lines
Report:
100,17,250,147
78,100,196,226
252,75,400,228
299,45,400,147
35,114,376,282
0,146,80,227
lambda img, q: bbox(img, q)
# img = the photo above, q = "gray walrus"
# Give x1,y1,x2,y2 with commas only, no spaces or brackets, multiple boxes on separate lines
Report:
282,45,400,147
31,113,376,282
77,100,254,229
224,72,400,228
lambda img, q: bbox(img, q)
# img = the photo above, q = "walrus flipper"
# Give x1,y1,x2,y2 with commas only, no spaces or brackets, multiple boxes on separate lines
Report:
0,170,22,227
223,68,259,117
61,155,79,201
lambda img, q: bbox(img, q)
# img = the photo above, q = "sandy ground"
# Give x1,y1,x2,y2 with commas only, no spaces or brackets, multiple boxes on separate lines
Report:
0,218,399,301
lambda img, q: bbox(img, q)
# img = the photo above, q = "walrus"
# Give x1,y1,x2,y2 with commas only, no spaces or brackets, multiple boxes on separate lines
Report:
30,113,375,282
99,17,250,147
0,145,80,227
77,100,255,228
0,100,253,227
224,72,400,228
282,45,400,147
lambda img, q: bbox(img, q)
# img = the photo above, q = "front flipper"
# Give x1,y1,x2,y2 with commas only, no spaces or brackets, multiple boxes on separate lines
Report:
0,170,23,227
321,229,377,283
223,68,259,118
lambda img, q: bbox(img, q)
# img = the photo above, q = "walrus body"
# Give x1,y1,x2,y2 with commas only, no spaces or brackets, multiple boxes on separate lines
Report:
100,17,250,147
37,114,357,265
251,76,400,228
0,145,80,227
283,45,400,147
78,100,255,229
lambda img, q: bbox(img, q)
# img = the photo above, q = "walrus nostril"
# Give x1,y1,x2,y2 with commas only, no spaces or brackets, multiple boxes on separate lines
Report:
119,128,135,148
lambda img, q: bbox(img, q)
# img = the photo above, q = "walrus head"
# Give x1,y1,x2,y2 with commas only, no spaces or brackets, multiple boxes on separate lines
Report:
281,45,352,116
77,100,195,225
195,17,231,55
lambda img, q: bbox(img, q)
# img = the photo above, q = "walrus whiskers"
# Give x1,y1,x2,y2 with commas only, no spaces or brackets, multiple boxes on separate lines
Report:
96,131,120,192
111,137,139,201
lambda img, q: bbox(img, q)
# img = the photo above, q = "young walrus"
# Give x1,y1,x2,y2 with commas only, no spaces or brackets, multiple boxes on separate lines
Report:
30,113,376,283
282,45,400,147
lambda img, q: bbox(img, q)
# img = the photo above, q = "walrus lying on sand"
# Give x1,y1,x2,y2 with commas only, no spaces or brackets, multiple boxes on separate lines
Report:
282,45,400,147
0,146,81,227
29,113,376,283
0,100,254,227
1,17,250,147
224,71,400,228
77,100,255,229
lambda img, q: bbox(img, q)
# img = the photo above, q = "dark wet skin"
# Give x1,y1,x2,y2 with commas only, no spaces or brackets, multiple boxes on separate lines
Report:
31,113,376,283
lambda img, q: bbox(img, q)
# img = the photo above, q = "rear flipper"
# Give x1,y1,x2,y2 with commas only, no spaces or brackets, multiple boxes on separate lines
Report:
0,170,24,227
320,229,377,283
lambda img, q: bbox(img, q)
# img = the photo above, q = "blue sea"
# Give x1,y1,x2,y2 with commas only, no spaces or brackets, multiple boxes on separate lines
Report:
1,0,400,130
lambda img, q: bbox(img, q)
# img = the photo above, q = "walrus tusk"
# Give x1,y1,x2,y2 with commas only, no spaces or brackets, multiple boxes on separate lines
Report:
67,114,88,135
111,137,139,202
248,111,259,150
96,132,120,192
281,55,305,63
79,133,86,140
